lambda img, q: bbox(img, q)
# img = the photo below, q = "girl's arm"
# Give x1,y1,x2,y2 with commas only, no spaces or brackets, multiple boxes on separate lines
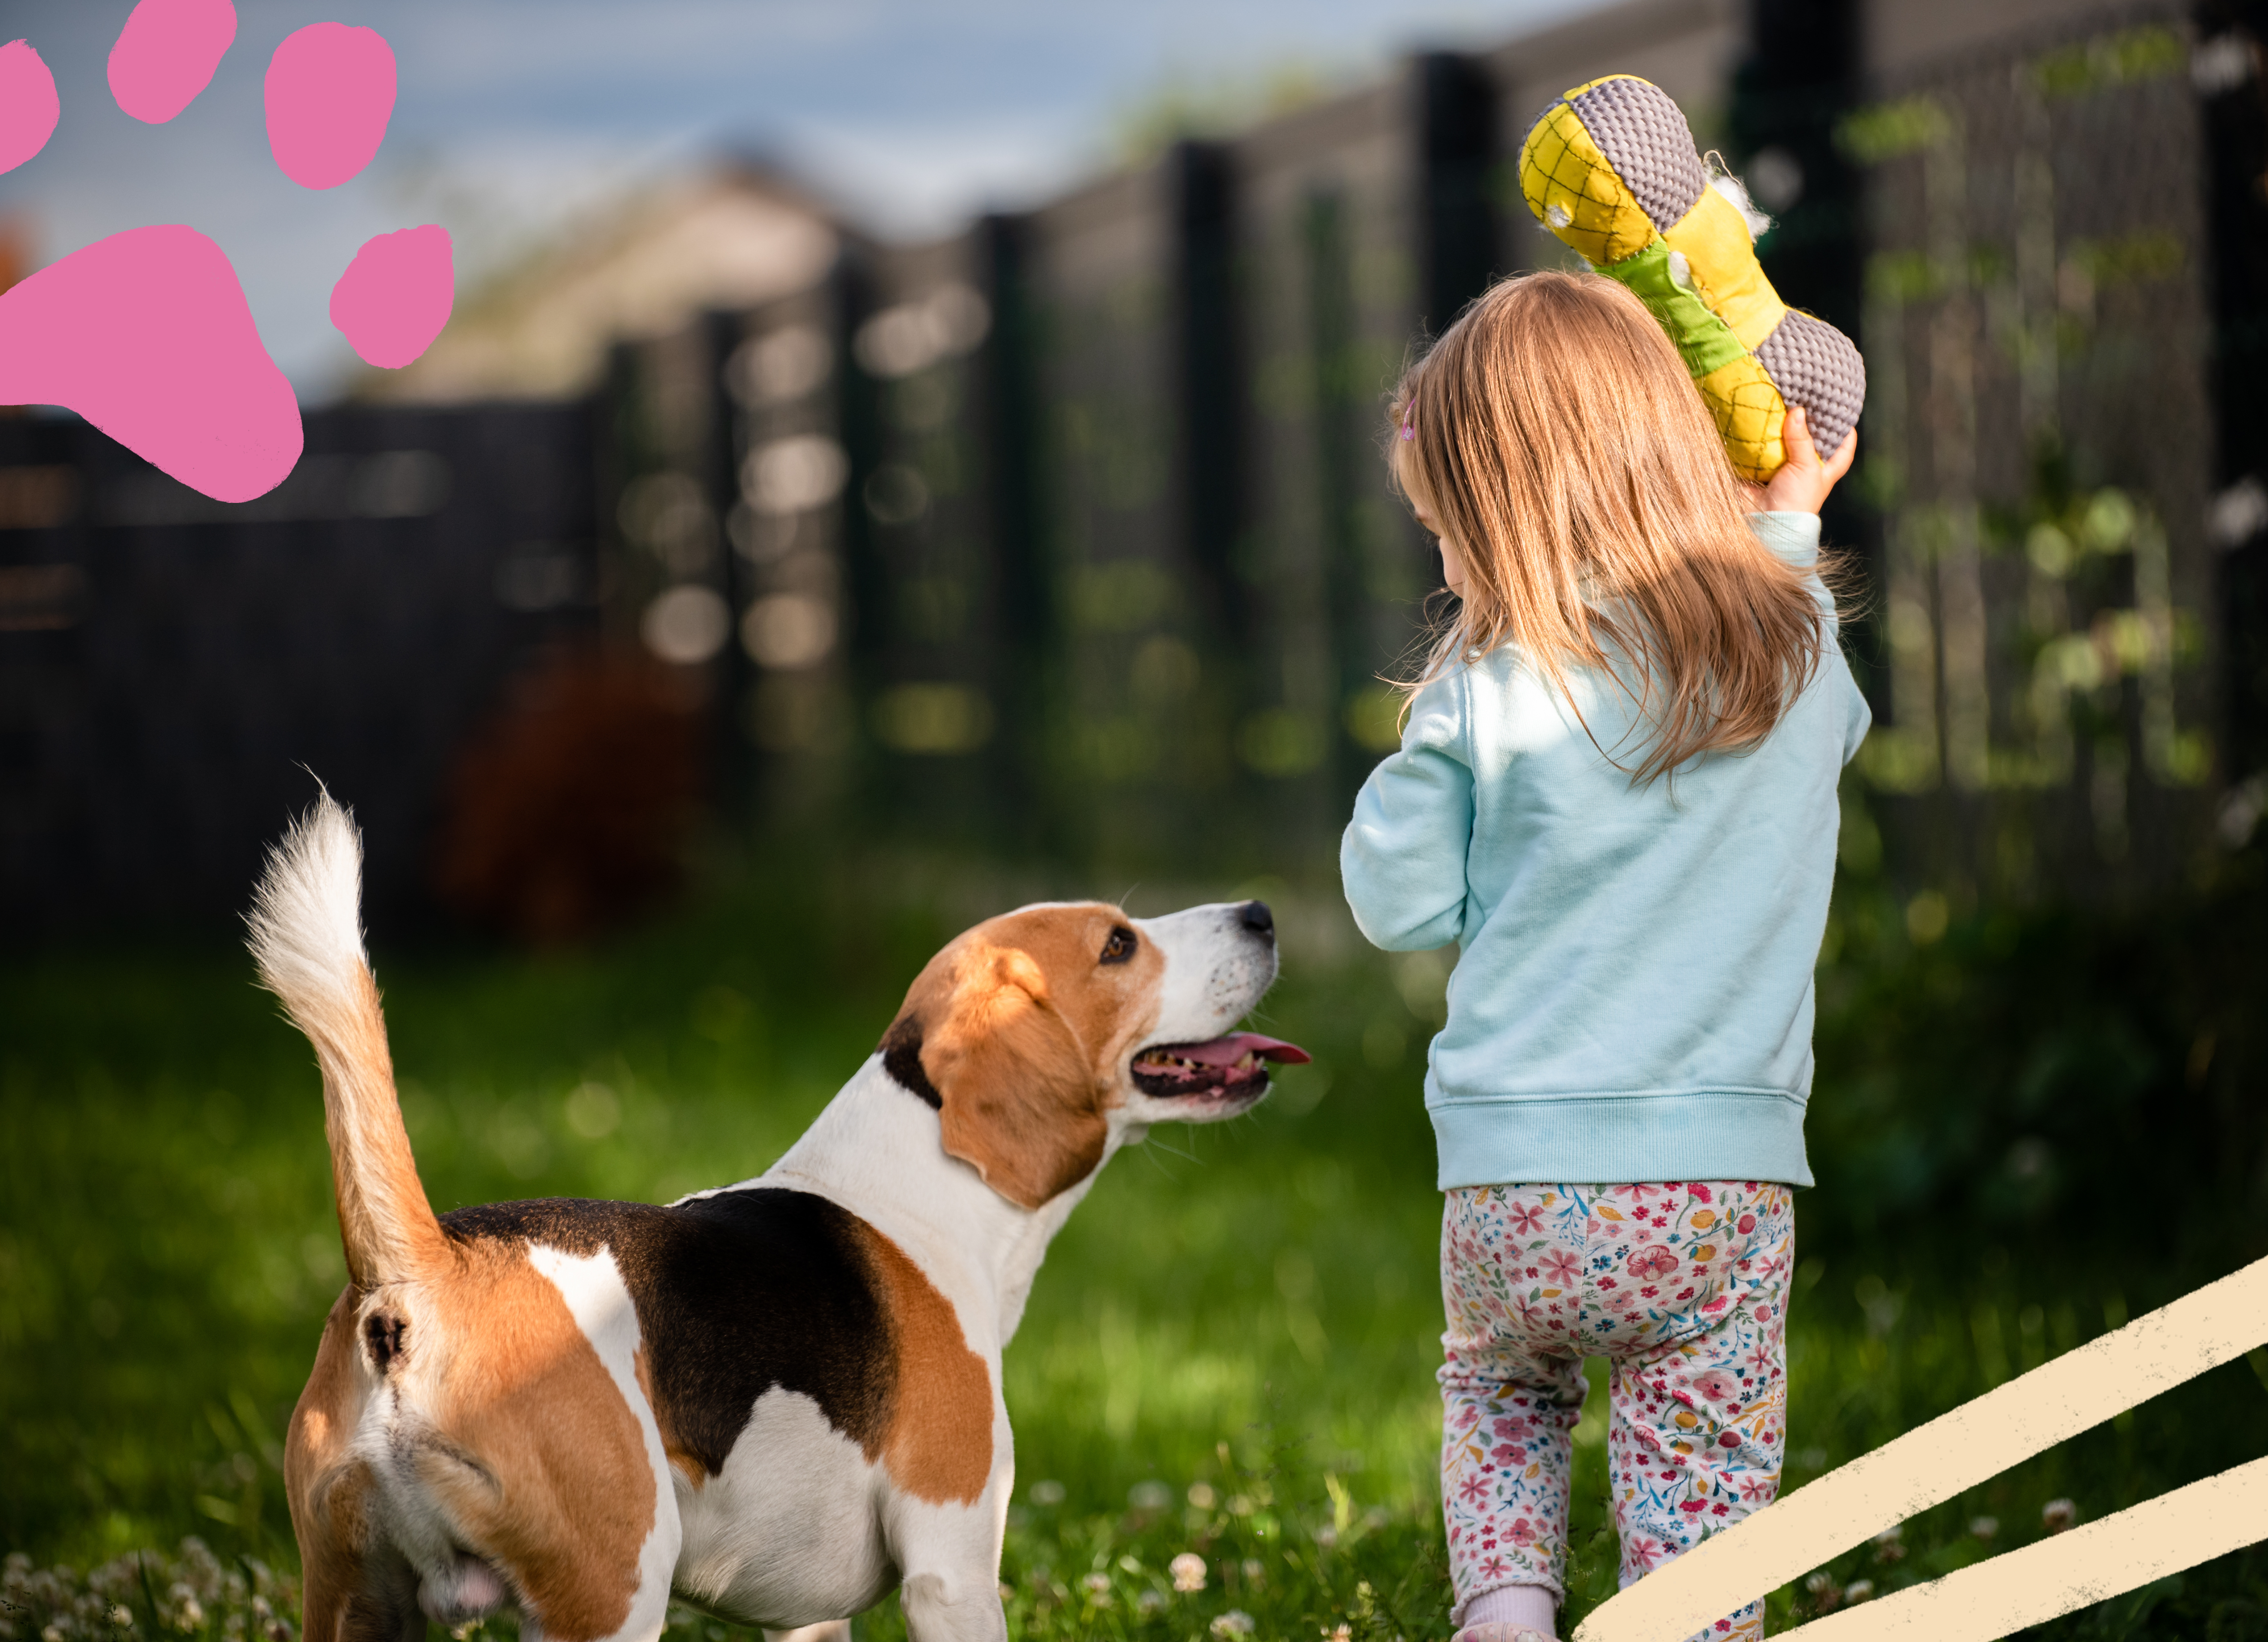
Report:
1339,672,1476,952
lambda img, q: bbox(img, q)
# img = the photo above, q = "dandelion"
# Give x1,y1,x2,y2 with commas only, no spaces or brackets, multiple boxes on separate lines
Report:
1171,1554,1208,1593
1803,1572,1840,1613
1970,1516,1999,1541
1211,1612,1256,1638
1843,1580,1874,1604
2042,1499,2076,1534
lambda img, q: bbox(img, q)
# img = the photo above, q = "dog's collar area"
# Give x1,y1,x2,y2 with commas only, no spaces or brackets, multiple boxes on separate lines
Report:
880,1017,942,1109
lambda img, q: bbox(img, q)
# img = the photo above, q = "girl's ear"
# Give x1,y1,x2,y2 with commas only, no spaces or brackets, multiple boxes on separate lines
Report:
898,945,1109,1210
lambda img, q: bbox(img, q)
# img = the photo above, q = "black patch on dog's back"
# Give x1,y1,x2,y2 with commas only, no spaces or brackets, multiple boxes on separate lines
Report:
441,1189,895,1476
880,1016,941,1109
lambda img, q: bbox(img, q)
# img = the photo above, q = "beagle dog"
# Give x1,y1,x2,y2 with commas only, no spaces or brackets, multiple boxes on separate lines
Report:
250,795,1306,1642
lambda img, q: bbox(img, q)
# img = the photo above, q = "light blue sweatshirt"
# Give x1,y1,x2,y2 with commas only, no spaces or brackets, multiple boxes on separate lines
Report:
1339,513,1869,1191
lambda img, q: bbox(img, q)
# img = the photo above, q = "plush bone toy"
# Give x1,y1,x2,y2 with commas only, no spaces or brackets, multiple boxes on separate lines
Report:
1519,74,1865,483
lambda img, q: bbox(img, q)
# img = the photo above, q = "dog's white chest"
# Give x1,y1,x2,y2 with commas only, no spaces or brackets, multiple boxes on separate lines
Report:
671,1388,896,1630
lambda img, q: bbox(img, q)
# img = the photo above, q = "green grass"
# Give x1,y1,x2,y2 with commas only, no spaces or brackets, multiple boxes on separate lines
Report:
6,847,2268,1640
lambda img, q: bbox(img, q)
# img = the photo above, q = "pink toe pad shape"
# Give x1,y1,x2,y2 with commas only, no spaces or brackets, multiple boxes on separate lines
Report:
0,40,61,175
331,225,454,369
265,22,396,190
0,225,303,503
109,0,238,125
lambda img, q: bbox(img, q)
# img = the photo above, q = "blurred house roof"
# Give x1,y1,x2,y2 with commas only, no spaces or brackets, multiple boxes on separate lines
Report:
355,162,841,404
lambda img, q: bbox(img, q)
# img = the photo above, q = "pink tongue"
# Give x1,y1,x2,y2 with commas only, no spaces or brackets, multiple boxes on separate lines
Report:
1176,1032,1311,1067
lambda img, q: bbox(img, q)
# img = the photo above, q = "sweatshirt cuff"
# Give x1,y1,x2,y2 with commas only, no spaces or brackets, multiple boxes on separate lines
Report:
1745,510,1821,568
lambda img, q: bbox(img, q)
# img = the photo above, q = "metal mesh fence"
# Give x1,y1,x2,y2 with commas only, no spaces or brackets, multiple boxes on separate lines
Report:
1848,9,2222,901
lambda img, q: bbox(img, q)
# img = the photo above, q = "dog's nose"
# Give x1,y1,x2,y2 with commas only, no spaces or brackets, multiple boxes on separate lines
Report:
1239,900,1274,941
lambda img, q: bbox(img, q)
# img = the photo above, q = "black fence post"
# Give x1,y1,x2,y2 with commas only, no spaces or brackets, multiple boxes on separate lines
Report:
829,248,886,810
2197,0,2268,782
1729,0,1874,695
977,210,1051,852
1172,140,1248,661
1305,185,1379,803
1419,51,1501,337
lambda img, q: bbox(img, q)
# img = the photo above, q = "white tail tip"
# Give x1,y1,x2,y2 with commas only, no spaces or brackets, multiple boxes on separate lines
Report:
247,788,369,1003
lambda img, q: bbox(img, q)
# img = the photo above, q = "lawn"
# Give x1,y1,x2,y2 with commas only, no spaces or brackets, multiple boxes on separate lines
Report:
5,833,2267,1640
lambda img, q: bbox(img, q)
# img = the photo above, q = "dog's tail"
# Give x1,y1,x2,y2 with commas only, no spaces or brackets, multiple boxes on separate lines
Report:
248,790,447,1291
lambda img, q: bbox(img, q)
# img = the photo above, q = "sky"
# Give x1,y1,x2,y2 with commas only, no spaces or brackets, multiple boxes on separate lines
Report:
0,0,1607,400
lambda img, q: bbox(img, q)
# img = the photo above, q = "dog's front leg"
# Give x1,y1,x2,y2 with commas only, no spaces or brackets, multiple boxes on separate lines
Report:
762,1625,851,1642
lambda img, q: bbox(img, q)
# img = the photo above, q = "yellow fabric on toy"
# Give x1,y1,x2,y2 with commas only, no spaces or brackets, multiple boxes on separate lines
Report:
1661,187,1787,352
1696,355,1787,482
1516,73,1867,484
1520,95,1655,267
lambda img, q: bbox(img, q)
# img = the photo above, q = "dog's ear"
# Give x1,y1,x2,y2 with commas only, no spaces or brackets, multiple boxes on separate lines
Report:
905,944,1108,1210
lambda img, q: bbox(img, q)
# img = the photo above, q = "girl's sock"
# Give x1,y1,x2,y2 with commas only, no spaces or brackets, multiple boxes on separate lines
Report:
1461,1583,1557,1637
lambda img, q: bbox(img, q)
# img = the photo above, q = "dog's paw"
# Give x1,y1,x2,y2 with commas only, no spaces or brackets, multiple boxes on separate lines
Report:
0,5,454,502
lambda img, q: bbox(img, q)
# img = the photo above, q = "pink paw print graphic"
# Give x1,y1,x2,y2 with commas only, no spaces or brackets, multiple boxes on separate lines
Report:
0,0,453,502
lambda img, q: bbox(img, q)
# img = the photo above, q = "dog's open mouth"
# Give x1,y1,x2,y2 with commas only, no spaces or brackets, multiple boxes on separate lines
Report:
1131,1032,1310,1099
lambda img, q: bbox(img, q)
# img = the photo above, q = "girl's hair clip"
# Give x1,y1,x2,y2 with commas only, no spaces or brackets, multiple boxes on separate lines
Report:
1399,405,1416,441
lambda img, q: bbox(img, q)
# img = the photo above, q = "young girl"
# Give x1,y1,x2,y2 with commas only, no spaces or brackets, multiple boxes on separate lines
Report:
1340,271,1867,1642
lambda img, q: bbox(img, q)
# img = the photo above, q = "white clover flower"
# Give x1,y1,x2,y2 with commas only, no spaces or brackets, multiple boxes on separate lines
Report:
1241,1559,1265,1585
1970,1515,1999,1540
106,1609,132,1630
1211,1612,1256,1638
1170,1554,1207,1593
1803,1572,1840,1613
1844,1580,1875,1604
1137,1591,1167,1616
2042,1498,2076,1534
1080,1573,1112,1605
1324,1626,1354,1642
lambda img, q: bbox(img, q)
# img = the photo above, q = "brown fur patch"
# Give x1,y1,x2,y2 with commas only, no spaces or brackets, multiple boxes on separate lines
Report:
849,1223,994,1505
415,1238,657,1642
889,904,1163,1209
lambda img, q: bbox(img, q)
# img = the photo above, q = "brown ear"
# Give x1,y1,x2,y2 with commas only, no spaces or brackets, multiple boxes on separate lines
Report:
919,945,1108,1209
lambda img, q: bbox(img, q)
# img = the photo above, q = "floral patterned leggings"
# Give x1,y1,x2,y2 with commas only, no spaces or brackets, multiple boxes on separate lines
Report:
1439,1181,1795,1641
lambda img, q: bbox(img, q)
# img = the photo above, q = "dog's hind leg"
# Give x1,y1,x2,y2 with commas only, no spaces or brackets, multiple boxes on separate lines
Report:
897,1570,1007,1642
299,1540,420,1642
763,1625,852,1642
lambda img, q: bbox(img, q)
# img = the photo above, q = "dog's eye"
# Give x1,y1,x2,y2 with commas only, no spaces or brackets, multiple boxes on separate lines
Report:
1100,926,1137,965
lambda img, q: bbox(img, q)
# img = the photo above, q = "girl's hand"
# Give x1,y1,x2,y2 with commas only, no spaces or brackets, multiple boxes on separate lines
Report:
1745,405,1857,516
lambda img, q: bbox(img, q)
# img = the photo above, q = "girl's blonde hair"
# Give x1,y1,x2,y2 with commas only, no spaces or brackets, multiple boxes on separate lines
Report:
1389,269,1831,784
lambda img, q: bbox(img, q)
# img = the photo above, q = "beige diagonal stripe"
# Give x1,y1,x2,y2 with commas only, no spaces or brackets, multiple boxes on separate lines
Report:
1774,1456,2268,1640
1572,1252,2268,1642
